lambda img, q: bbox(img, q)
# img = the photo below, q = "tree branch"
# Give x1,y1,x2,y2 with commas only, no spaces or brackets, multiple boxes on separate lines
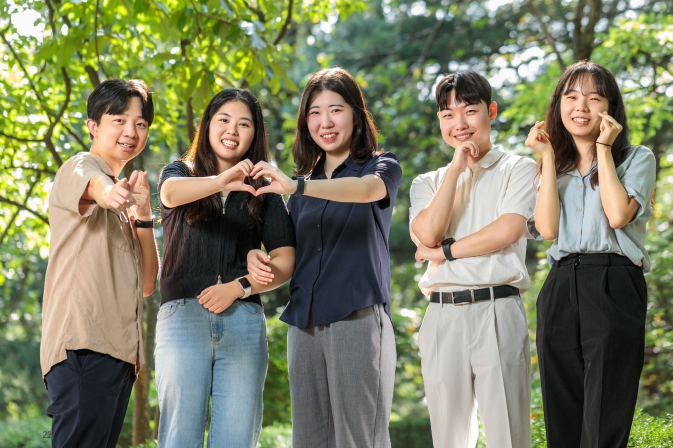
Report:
189,1,232,25
580,0,602,60
62,123,89,151
0,180,48,226
0,178,40,246
246,1,266,23
0,27,52,122
273,0,294,46
94,0,110,78
189,0,204,36
0,165,57,176
42,67,71,167
0,132,43,143
527,0,566,71
413,16,445,69
572,0,586,60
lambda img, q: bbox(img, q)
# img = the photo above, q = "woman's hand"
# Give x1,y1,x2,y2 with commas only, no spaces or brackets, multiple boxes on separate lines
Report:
415,243,447,267
197,282,243,314
215,159,256,194
247,249,274,285
249,161,297,196
596,112,623,148
525,121,553,157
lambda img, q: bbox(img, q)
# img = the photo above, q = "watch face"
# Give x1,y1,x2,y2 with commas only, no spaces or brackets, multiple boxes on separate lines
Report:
238,277,252,289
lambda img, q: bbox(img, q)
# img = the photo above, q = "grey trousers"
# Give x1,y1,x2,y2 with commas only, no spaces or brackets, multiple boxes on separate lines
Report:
288,304,397,448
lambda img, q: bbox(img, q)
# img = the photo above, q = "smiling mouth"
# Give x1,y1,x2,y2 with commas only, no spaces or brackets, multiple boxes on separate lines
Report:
321,133,338,140
572,118,590,124
453,133,474,141
221,139,239,147
118,142,135,150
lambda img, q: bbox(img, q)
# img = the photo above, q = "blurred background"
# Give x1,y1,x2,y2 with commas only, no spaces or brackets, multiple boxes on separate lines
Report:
1,0,672,446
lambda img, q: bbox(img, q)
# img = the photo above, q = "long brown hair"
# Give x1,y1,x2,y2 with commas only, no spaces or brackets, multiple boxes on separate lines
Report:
292,67,378,176
182,88,268,224
541,60,630,189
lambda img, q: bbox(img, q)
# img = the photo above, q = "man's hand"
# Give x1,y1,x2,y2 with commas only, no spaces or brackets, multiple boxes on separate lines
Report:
449,141,479,174
101,177,135,212
415,242,447,267
197,282,243,314
130,171,152,220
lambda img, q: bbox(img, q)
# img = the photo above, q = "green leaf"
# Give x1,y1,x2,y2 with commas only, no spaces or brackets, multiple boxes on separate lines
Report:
270,61,298,91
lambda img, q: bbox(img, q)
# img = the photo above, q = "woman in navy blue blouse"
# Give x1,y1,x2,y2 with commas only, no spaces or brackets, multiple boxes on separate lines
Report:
526,61,656,448
247,67,402,448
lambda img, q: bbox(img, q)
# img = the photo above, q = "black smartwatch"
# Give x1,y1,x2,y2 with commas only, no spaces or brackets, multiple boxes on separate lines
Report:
441,238,457,261
291,175,305,197
134,217,155,228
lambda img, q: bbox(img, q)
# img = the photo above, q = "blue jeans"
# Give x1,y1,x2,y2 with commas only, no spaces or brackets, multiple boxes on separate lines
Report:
155,299,268,448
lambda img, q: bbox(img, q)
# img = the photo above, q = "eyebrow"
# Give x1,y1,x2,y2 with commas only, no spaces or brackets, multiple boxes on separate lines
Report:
218,112,252,122
309,103,344,109
565,89,600,95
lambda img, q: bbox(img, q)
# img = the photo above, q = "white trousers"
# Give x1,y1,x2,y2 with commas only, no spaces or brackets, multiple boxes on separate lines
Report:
419,294,531,448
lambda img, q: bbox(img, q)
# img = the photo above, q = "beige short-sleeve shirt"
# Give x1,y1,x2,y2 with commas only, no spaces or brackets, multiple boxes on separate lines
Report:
40,152,144,380
409,146,538,295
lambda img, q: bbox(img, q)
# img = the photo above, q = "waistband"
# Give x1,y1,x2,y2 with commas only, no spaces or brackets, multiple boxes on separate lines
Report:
552,253,635,267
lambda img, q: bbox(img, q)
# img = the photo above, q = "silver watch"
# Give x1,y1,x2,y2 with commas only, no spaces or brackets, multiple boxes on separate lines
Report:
237,277,252,299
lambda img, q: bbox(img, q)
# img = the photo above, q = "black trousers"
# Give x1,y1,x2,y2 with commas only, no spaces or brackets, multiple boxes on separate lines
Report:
537,253,647,448
45,349,134,448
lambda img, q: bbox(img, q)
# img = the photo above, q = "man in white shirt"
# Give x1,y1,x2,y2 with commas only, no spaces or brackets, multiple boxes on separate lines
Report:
409,71,537,448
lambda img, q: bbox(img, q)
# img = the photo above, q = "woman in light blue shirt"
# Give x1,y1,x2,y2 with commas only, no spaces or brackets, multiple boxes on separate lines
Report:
526,60,656,448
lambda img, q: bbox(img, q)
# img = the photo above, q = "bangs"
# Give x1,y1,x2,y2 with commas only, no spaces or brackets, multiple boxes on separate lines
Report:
561,66,611,99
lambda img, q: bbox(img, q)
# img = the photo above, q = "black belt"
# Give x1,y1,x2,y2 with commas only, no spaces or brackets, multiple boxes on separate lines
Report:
430,285,519,305
552,253,636,267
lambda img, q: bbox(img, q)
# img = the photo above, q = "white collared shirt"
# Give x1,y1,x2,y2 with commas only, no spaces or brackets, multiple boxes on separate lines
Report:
409,145,538,295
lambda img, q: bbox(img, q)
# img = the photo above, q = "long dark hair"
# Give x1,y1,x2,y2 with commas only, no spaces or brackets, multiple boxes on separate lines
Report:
293,67,378,176
182,89,268,224
541,60,629,189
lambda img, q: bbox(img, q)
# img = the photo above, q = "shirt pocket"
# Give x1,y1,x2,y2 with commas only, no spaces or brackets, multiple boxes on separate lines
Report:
106,210,133,253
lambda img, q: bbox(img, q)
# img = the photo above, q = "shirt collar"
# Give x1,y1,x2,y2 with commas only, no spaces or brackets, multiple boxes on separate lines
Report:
475,145,505,169
83,151,116,178
311,153,362,179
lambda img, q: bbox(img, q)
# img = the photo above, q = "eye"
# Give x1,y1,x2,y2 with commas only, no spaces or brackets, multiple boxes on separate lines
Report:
114,118,124,123
467,109,476,114
310,110,319,115
137,123,147,129
331,108,341,113
240,122,249,127
219,118,229,123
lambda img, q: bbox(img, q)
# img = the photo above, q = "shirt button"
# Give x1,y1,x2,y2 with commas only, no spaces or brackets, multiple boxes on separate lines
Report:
576,231,580,235
318,248,321,251
578,184,583,188
317,224,320,228
315,270,319,274
577,207,582,212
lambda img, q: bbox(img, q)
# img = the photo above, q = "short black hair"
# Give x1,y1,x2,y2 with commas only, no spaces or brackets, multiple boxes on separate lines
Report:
86,78,154,138
435,71,492,111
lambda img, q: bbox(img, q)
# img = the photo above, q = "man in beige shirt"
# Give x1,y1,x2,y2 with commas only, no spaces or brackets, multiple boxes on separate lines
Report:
40,78,159,448
410,71,537,448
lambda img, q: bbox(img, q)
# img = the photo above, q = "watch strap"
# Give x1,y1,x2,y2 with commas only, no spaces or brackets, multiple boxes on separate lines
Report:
134,217,155,228
441,238,457,261
291,176,305,197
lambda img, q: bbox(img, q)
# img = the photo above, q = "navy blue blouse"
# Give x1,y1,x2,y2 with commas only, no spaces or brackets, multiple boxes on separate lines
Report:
280,151,403,328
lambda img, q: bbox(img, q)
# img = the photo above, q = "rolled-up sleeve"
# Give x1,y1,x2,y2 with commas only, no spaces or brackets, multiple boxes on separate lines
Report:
157,161,191,209
53,153,109,218
261,193,297,252
499,158,538,219
620,146,656,223
366,152,403,210
409,173,436,224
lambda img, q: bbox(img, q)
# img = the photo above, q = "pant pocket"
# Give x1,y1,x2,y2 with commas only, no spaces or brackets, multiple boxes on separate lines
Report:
372,303,383,334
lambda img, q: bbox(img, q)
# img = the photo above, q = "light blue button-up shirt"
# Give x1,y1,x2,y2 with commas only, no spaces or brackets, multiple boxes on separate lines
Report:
529,145,656,272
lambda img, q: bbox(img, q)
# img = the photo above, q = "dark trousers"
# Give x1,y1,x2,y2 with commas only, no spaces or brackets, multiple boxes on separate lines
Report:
45,349,134,448
537,253,647,448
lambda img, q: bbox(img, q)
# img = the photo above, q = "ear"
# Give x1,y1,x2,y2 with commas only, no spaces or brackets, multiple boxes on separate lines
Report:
488,101,498,122
86,119,98,138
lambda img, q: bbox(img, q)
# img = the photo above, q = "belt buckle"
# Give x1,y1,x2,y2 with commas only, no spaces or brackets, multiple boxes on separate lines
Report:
452,291,467,306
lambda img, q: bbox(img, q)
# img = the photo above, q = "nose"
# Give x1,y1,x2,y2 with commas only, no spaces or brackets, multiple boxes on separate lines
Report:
224,121,239,136
122,121,137,138
576,97,590,112
454,116,468,130
321,113,334,129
